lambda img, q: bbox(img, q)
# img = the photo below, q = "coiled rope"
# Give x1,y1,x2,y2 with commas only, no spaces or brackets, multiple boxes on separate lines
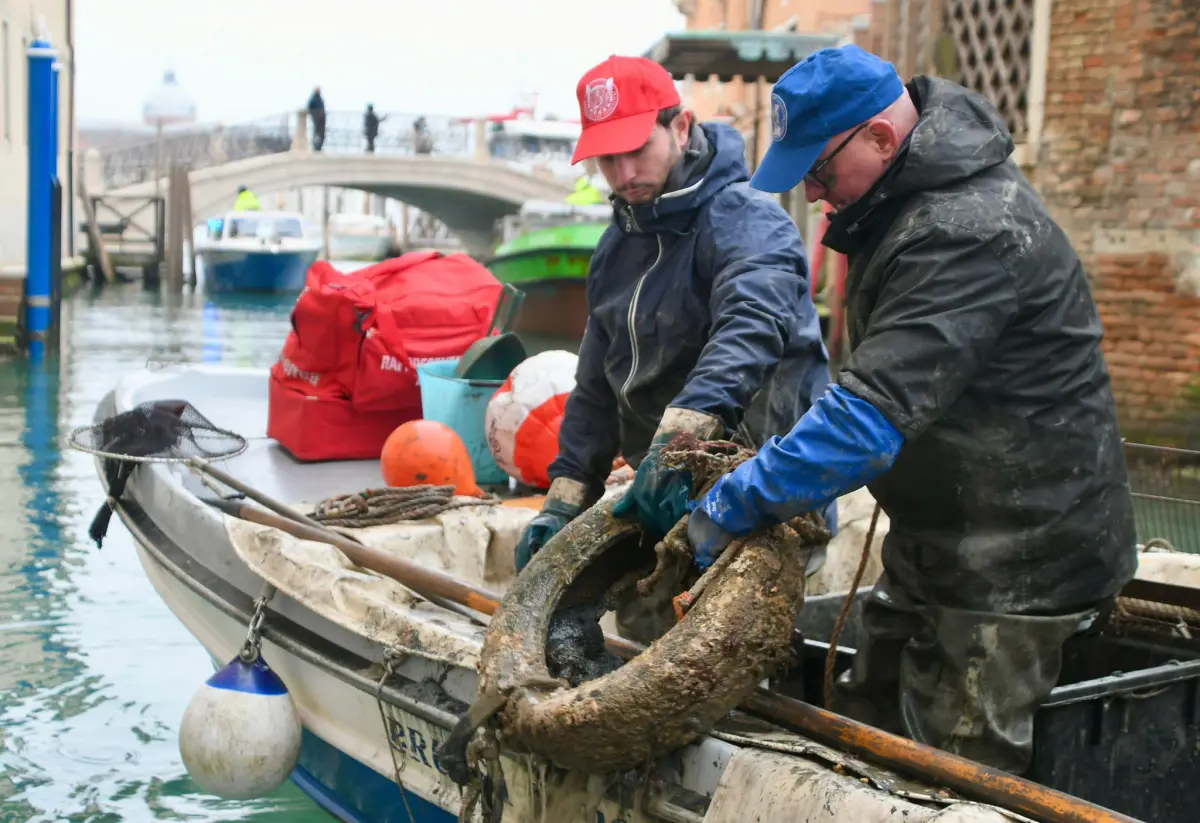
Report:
310,485,499,528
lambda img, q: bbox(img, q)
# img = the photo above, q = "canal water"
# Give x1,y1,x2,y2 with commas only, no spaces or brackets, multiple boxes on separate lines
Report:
0,282,341,822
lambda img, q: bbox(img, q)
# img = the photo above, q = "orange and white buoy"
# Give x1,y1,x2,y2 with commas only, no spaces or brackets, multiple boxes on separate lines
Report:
484,350,578,490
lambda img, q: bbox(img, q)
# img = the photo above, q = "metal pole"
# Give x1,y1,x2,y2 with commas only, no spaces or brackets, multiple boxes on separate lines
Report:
24,26,57,362
154,119,163,202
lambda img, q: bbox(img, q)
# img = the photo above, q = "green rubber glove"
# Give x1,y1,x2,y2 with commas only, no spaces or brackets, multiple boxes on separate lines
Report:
514,477,587,573
611,407,723,541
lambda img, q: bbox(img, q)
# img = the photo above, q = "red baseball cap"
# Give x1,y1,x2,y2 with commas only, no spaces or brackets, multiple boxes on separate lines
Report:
571,55,682,164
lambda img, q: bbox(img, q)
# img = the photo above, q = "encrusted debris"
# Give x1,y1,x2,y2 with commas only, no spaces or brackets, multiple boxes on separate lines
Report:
475,437,832,774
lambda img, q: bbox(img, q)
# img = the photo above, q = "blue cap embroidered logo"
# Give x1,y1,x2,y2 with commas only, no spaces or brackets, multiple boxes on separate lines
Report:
771,93,787,142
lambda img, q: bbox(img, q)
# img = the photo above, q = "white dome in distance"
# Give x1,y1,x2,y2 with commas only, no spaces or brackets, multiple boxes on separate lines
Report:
143,69,196,126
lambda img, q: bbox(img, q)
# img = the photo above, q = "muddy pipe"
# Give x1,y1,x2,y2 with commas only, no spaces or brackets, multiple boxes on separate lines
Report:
208,499,1139,823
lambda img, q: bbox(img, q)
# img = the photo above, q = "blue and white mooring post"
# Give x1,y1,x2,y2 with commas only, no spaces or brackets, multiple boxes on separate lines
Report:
25,25,59,362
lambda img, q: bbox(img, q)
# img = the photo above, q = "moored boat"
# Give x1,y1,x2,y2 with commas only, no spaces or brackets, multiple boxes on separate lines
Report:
327,213,394,262
84,362,1200,823
486,201,610,343
197,211,323,293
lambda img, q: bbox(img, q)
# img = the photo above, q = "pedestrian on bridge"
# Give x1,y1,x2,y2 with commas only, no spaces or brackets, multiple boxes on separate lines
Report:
512,55,834,644
307,86,326,152
364,104,387,153
684,44,1137,774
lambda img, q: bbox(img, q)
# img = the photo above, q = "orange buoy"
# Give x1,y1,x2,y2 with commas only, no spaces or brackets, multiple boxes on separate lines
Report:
380,420,483,497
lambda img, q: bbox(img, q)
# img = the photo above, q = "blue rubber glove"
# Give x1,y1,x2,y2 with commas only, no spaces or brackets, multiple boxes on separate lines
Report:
687,507,736,571
611,408,723,541
514,478,588,572
695,384,904,539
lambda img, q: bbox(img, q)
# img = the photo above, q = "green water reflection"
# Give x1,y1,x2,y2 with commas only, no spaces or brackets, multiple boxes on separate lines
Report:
0,284,330,822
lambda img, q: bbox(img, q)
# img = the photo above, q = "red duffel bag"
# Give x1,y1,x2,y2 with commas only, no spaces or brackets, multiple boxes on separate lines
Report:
268,250,504,461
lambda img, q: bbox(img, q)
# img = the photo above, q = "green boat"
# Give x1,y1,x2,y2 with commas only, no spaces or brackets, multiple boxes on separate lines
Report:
486,200,612,347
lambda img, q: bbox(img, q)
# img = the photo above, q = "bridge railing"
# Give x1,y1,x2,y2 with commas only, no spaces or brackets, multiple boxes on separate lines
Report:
302,110,471,156
99,112,297,188
96,110,525,188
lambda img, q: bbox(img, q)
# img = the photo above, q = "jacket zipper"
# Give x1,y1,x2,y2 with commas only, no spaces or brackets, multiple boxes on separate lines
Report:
619,232,664,412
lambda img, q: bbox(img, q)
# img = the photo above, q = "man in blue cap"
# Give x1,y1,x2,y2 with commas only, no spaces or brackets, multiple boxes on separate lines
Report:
687,44,1137,773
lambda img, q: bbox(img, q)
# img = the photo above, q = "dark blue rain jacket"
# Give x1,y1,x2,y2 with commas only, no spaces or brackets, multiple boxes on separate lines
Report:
548,122,832,502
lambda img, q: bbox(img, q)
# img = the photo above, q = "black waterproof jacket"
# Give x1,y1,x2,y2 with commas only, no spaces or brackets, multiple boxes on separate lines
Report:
549,122,831,500
827,76,1137,614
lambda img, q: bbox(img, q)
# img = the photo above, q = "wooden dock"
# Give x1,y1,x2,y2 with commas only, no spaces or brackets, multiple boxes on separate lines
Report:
79,186,165,283
78,163,194,288
0,276,21,354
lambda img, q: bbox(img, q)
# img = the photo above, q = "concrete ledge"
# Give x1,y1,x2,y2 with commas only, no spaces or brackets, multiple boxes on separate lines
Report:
0,256,89,279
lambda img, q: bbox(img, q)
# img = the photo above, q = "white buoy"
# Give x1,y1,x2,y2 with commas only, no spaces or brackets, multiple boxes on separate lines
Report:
178,654,303,799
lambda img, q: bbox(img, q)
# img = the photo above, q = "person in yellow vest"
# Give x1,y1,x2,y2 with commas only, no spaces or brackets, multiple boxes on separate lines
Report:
234,186,262,211
565,175,605,205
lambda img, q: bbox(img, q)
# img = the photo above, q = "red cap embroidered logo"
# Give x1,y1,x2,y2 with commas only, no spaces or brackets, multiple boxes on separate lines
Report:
583,78,619,123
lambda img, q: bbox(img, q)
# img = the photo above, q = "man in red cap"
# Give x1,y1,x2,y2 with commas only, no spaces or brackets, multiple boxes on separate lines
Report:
513,55,834,642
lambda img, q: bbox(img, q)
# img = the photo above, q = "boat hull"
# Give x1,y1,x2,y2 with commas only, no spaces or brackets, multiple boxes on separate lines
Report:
199,247,321,293
507,277,589,347
487,245,594,284
128,529,458,822
328,233,392,262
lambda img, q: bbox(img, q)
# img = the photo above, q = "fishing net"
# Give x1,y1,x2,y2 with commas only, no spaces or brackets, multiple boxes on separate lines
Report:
67,400,248,549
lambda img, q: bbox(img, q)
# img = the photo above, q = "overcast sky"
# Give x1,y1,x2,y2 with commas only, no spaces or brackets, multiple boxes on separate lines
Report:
73,0,686,127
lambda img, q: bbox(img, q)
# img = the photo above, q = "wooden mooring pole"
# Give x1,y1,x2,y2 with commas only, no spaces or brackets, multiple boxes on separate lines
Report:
165,164,193,290
76,174,115,286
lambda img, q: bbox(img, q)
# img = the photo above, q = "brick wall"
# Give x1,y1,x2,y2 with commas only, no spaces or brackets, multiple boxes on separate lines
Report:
1030,0,1200,441
680,0,871,169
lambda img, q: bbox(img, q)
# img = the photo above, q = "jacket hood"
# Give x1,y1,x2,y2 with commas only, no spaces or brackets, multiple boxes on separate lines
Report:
889,76,1015,197
825,76,1015,248
612,122,750,235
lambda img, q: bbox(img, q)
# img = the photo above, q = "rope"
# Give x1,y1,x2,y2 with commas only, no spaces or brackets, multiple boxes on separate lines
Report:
374,648,419,823
1112,596,1200,640
824,502,882,711
309,485,499,528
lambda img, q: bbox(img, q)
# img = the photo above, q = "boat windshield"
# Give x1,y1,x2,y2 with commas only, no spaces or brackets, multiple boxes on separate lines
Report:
226,216,305,239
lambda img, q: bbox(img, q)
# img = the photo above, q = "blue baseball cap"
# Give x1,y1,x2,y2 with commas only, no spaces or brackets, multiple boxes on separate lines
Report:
751,45,905,194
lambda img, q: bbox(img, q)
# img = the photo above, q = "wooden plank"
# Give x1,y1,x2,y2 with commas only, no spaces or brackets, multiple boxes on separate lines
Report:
76,176,116,285
501,496,546,511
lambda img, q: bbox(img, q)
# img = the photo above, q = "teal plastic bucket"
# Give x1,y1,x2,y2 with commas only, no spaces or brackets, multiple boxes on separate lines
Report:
417,358,510,486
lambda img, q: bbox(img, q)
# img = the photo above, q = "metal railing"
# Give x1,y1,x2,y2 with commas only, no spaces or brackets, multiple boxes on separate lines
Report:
96,110,495,188
1125,442,1200,553
99,112,297,187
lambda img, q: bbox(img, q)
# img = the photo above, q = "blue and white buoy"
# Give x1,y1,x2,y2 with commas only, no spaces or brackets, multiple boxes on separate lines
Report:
179,653,303,799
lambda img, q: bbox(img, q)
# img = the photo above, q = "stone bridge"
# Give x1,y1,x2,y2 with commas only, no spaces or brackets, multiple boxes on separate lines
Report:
91,109,581,255
104,151,575,254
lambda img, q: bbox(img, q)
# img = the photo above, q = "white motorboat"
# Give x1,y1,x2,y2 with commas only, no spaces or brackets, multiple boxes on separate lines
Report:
85,363,1200,823
196,211,323,293
327,213,394,262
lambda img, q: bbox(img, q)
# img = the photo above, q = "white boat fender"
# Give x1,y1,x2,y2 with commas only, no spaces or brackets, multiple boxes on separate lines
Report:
178,653,303,800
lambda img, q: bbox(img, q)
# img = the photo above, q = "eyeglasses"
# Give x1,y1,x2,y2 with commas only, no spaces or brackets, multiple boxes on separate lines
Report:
804,123,870,192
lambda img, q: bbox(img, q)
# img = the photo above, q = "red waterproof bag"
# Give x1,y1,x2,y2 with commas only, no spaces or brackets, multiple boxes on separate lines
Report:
268,251,503,461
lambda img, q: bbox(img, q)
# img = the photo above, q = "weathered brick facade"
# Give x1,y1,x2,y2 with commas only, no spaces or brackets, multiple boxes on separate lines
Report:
672,0,1200,438
857,0,1200,440
1028,0,1200,441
